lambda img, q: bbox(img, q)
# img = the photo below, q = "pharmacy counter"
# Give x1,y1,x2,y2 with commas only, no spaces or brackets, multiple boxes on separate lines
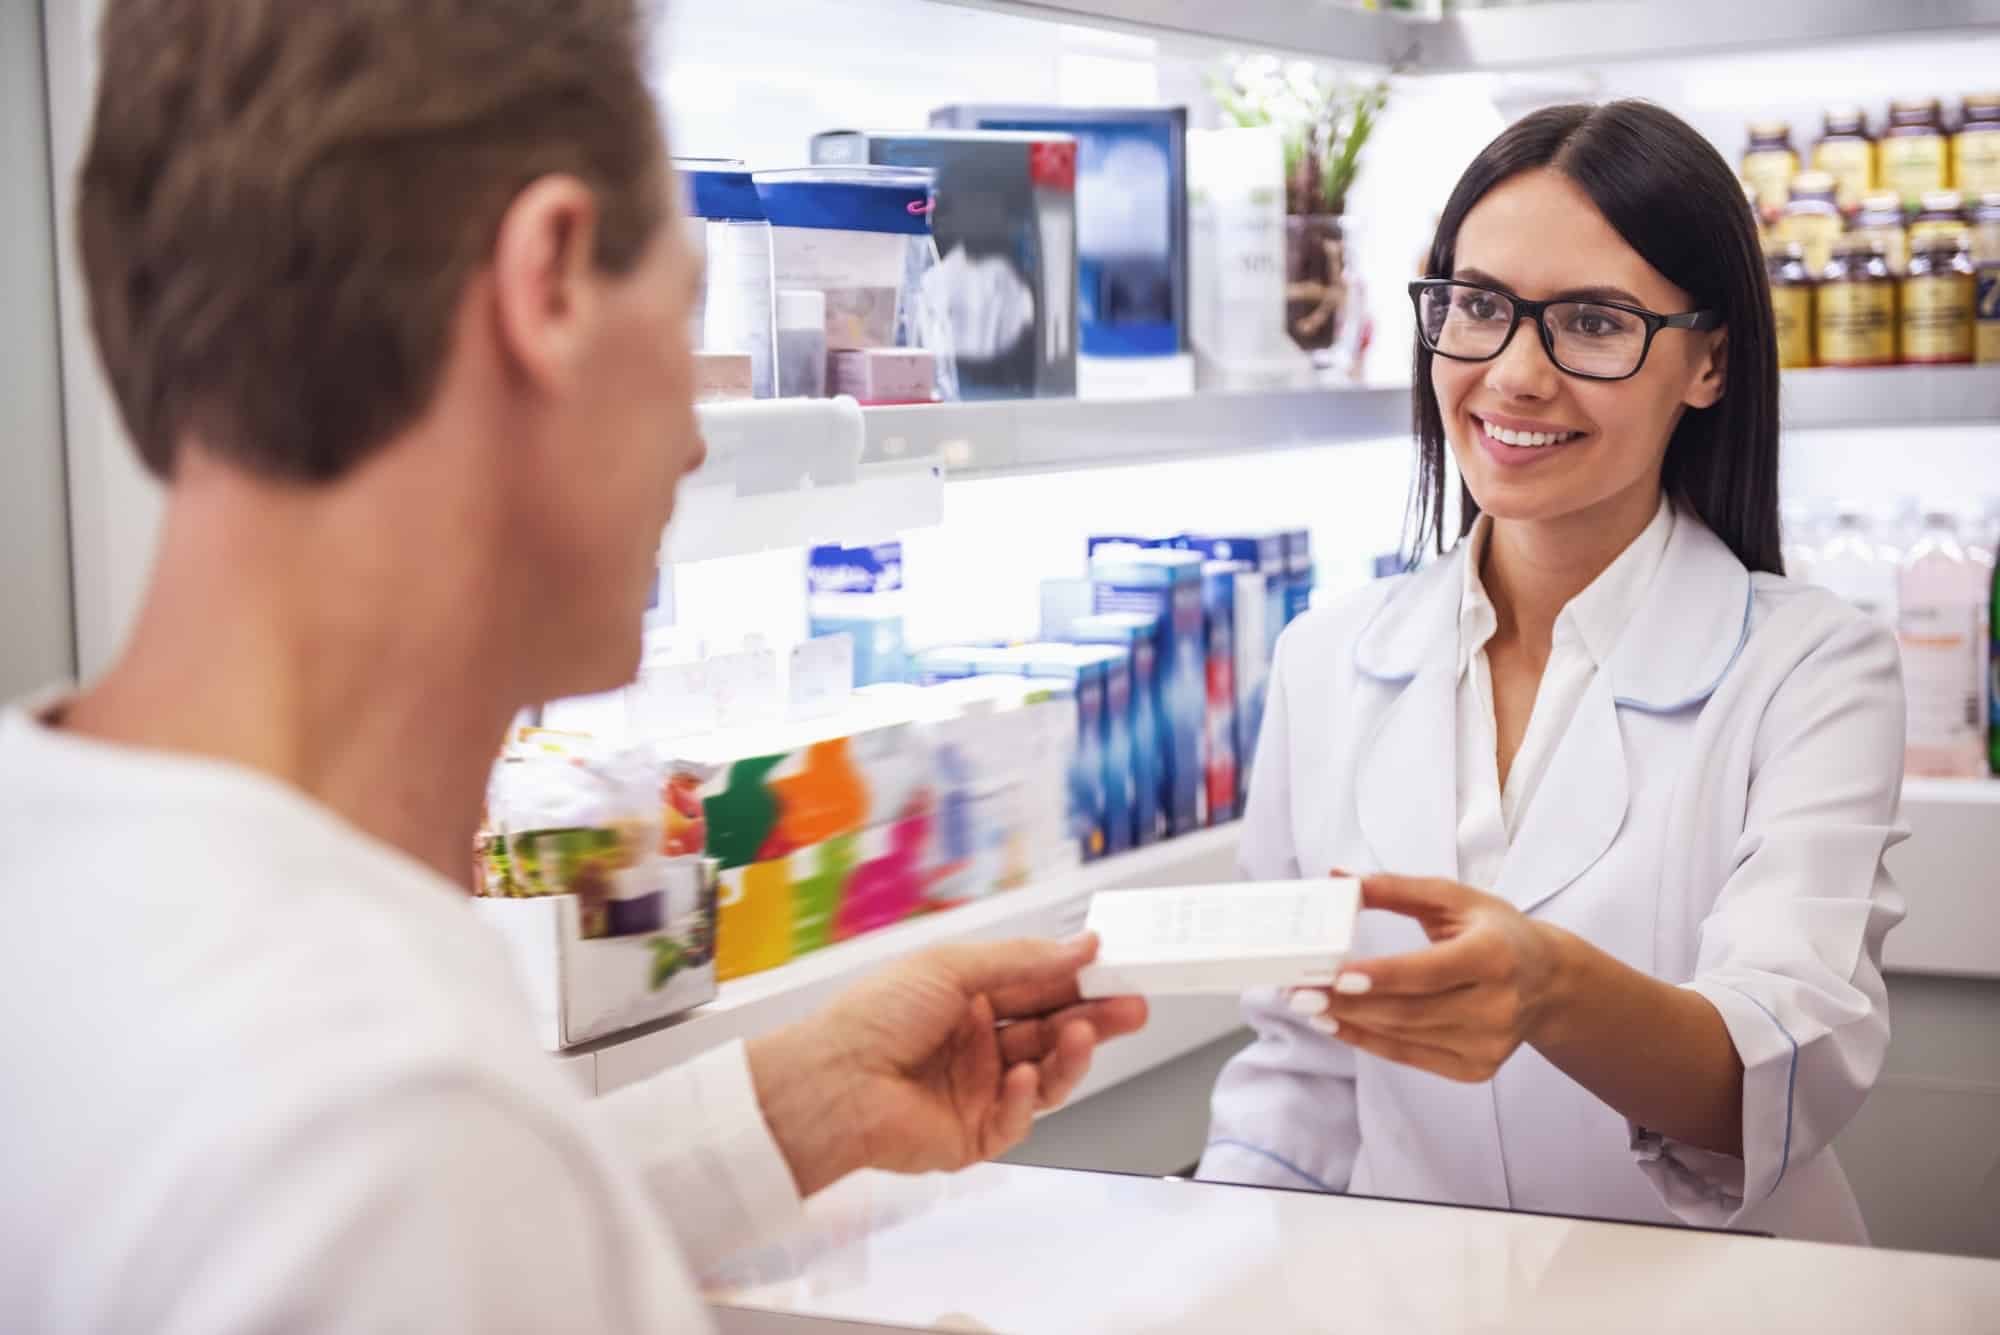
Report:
704,1163,2000,1334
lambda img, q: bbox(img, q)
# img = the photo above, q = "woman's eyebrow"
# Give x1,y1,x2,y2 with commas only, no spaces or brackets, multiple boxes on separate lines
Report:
1453,267,1647,308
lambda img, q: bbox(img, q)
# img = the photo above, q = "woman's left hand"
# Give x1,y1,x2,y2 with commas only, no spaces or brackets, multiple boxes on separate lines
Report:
1289,874,1571,1083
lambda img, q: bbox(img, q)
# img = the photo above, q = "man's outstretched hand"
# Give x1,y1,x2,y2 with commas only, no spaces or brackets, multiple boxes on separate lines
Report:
747,935,1149,1196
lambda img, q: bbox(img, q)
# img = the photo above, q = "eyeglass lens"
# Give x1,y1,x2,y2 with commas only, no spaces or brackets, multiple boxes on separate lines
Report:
1418,283,1650,379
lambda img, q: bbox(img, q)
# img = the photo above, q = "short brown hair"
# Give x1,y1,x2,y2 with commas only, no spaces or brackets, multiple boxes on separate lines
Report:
79,0,668,483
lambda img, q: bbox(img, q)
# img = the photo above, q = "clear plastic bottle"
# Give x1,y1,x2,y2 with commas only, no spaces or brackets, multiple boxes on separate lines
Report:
1814,506,1897,624
1898,510,1989,778
1781,499,1822,584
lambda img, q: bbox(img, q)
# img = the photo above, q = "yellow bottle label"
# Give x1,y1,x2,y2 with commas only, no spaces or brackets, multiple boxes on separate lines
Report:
1901,273,1975,363
1816,282,1897,364
1742,149,1798,212
1976,268,2000,364
1881,134,1948,207
1813,139,1875,211
1776,212,1845,276
1770,285,1815,367
1954,130,2000,196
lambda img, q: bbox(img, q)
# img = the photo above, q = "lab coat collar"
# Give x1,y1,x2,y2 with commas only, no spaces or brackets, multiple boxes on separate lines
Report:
1355,505,1751,714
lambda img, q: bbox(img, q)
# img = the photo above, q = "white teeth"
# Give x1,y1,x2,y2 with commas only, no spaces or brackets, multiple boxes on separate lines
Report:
1479,418,1578,448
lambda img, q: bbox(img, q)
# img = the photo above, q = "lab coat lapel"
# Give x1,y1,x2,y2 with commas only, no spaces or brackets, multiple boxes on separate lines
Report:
1494,513,1752,916
1351,559,1461,882
1491,672,1628,915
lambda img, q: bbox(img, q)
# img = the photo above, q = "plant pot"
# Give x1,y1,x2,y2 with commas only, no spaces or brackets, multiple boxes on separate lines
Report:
1285,213,1347,362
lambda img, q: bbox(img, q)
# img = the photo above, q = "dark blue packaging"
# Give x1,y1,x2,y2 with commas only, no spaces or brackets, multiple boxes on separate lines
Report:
930,105,1188,361
1201,565,1239,824
1179,531,1285,781
1281,528,1315,625
1029,644,1131,858
1090,548,1204,837
1059,613,1162,847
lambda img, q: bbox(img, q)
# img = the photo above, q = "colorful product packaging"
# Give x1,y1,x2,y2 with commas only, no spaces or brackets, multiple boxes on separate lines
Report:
1201,564,1240,824
1028,643,1134,858
929,105,1189,376
1060,612,1164,847
1180,531,1284,783
1091,546,1205,837
810,129,1080,400
808,541,908,687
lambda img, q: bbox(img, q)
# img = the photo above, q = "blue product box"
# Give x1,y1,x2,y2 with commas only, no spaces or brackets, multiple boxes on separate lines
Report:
808,542,907,687
1179,532,1284,780
1060,613,1162,847
1016,648,1107,861
1028,644,1132,858
931,106,1188,360
1282,528,1315,625
1090,548,1204,838
1201,565,1239,825
1086,533,1177,561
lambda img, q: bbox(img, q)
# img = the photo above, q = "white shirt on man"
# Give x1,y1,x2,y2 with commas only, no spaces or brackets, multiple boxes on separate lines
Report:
0,704,799,1332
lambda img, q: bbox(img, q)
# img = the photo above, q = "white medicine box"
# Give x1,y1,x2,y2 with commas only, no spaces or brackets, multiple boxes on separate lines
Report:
1077,879,1361,997
475,861,719,1051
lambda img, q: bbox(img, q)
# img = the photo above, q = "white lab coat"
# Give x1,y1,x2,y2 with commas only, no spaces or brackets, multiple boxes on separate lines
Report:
1199,513,1907,1245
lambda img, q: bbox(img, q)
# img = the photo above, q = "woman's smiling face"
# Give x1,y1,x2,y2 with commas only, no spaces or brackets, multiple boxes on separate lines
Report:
1431,167,1728,529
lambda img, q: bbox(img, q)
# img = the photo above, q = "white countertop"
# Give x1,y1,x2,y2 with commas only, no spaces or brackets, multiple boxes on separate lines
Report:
705,1163,2000,1334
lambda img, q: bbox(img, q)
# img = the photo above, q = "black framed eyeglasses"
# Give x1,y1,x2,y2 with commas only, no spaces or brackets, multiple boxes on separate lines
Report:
1408,278,1720,382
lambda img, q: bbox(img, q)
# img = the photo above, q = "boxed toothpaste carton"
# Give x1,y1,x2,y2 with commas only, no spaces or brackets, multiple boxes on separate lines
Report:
1179,531,1284,782
1059,611,1163,847
1200,564,1239,824
1028,643,1134,858
1090,546,1205,838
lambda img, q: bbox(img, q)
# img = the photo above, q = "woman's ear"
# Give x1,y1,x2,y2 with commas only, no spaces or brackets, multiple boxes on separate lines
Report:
1684,327,1727,409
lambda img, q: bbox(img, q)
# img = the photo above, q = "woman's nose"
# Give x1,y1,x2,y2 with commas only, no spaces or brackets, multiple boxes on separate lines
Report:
1484,318,1561,402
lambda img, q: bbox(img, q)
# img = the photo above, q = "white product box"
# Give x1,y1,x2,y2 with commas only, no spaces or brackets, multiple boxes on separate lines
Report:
1076,879,1360,998
476,862,718,1050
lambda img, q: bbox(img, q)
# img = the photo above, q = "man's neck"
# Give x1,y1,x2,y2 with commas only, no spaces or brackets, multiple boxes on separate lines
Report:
62,441,520,888
1481,483,1662,654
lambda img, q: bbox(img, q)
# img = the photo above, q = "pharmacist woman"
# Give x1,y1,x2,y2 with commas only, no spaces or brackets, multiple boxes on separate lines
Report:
1197,101,1905,1245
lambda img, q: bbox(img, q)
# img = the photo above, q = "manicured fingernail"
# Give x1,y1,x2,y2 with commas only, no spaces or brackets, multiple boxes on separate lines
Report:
1288,990,1329,1016
1334,973,1373,996
1308,1016,1340,1035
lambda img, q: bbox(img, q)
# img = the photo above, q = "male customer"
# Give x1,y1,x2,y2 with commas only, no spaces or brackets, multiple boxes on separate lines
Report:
0,2,1146,1329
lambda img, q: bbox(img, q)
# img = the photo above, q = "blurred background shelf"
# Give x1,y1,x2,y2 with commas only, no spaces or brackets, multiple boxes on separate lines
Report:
1782,366,2000,432
864,386,1411,481
1413,0,2000,72
930,0,2000,69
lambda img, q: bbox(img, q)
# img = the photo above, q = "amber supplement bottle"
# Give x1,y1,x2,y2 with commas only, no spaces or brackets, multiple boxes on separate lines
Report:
1882,99,1951,211
1743,121,1799,217
1817,238,1898,367
1903,238,1977,365
1767,241,1815,368
1813,106,1875,213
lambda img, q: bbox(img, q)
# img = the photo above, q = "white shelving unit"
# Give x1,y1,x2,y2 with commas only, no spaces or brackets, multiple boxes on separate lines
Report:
553,778,2000,1103
1781,367,2000,433
865,385,1410,480
935,0,2000,67
666,397,946,562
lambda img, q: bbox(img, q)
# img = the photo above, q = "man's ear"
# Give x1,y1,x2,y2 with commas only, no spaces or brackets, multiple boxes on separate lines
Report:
489,175,602,394
1684,326,1727,410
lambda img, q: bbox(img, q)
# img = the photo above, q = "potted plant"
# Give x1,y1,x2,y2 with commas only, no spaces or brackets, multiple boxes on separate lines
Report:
1209,58,1389,362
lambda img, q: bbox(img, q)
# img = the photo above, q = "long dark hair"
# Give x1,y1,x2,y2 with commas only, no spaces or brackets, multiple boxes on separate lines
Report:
1407,100,1783,575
